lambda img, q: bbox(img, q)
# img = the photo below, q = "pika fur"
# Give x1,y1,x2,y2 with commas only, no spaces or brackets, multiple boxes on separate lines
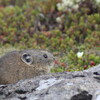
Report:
0,49,54,84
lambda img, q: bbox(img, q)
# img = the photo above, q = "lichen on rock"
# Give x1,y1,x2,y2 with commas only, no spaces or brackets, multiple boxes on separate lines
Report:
0,64,100,100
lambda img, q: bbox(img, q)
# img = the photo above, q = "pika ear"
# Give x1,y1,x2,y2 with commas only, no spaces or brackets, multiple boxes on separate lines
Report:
21,53,33,65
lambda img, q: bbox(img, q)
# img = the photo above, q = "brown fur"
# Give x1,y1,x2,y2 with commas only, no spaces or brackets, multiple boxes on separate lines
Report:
0,49,54,84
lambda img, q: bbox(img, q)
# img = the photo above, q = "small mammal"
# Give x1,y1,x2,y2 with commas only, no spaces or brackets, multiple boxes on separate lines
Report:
0,49,54,84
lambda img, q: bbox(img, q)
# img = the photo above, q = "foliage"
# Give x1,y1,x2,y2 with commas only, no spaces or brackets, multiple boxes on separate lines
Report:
0,0,100,72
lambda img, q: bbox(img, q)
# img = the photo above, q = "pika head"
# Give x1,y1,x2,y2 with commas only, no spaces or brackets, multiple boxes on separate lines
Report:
0,49,55,84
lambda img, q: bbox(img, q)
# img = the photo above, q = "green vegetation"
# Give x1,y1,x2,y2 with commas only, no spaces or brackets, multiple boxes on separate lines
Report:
0,0,100,72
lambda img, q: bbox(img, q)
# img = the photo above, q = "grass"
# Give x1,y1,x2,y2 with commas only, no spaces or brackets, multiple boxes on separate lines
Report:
0,45,19,56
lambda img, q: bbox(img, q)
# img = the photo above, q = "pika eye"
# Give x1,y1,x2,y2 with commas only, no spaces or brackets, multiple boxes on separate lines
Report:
21,53,33,65
25,56,31,63
23,54,30,58
43,54,48,58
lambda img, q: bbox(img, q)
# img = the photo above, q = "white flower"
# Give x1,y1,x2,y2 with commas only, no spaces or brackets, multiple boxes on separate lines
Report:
96,0,100,3
72,4,79,10
57,0,85,12
56,17,62,23
62,0,73,6
56,15,64,23
77,52,84,58
57,3,65,11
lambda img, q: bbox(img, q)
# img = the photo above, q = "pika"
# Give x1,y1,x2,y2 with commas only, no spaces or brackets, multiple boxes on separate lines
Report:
0,49,54,84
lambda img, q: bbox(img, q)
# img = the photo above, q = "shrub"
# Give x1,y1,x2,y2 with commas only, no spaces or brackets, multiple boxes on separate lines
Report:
0,0,100,72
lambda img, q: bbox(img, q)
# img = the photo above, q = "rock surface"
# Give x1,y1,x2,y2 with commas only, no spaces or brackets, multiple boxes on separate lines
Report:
0,64,100,100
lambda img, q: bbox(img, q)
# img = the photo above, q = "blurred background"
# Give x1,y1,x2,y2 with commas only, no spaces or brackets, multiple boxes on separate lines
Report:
0,0,100,72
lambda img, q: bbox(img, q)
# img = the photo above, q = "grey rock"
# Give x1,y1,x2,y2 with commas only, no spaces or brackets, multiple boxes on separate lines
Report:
0,64,100,100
